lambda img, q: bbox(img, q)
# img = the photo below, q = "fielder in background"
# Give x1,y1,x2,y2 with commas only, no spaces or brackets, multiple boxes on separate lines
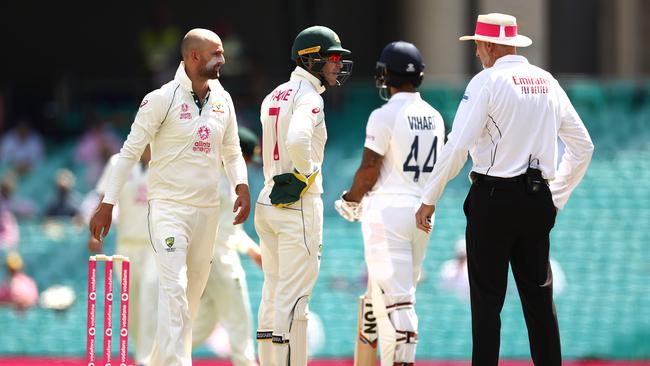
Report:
255,25,352,366
88,145,157,366
335,41,445,366
415,13,594,366
89,28,250,366
193,127,262,366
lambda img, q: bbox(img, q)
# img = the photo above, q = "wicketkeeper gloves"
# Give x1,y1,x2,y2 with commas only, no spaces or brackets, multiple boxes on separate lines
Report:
270,169,319,207
334,191,362,222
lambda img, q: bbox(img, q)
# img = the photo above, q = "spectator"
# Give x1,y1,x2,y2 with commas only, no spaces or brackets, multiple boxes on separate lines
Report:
74,115,121,187
45,169,81,219
0,118,44,176
0,201,19,250
0,172,37,219
0,251,38,311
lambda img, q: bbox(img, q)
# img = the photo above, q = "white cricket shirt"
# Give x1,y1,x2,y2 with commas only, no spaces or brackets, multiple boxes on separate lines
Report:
213,165,257,278
257,66,326,205
103,62,248,208
96,154,149,245
365,92,445,197
422,55,593,209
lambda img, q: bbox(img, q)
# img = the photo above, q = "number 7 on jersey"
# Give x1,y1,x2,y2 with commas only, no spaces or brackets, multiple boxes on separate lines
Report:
268,107,281,160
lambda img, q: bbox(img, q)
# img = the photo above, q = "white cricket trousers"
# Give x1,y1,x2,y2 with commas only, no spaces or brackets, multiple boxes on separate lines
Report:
114,243,158,365
362,195,431,364
193,255,257,366
255,194,323,366
147,199,220,366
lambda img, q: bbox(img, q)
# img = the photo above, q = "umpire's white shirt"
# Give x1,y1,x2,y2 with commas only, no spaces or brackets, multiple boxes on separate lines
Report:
103,62,247,207
422,55,594,209
257,66,326,205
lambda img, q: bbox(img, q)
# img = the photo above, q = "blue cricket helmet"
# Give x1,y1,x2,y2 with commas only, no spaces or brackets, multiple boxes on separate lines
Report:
375,41,425,89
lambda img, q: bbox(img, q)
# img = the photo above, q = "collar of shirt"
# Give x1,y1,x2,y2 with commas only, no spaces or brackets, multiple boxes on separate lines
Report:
388,91,421,102
174,61,193,92
290,66,326,94
493,54,529,67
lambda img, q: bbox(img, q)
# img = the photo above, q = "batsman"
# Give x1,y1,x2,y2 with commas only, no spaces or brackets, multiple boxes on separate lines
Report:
254,25,352,365
335,41,445,366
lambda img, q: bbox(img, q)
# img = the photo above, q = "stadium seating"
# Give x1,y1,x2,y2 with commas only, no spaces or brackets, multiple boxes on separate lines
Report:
0,81,648,360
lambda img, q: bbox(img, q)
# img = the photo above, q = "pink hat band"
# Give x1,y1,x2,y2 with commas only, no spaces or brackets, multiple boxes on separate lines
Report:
475,21,518,38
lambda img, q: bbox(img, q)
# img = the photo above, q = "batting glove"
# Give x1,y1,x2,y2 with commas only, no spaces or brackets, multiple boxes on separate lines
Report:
334,191,362,222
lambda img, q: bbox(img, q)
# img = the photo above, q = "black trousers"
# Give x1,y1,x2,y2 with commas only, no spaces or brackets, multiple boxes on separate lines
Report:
464,174,561,366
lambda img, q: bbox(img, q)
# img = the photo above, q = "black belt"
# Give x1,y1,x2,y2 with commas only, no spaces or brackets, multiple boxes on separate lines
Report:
470,171,548,185
470,171,523,183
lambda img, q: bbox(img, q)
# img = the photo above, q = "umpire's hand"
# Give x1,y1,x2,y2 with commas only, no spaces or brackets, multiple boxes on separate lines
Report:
233,184,251,225
89,202,115,241
415,203,435,233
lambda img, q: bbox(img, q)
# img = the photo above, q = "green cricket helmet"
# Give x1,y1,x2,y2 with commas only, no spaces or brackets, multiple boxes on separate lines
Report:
291,25,353,86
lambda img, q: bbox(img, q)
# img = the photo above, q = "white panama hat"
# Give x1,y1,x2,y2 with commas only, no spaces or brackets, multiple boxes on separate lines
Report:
459,13,532,47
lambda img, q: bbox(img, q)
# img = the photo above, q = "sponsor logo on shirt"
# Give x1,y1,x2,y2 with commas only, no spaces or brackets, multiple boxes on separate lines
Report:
193,125,212,154
512,75,550,95
312,107,320,114
135,184,147,205
198,126,210,140
211,101,225,113
180,103,192,120
139,99,148,108
462,93,470,102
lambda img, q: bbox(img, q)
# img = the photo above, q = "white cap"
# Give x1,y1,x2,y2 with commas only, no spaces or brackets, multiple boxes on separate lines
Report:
459,13,532,47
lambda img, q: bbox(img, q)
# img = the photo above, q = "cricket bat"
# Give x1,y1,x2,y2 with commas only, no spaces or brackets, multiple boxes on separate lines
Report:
354,295,378,366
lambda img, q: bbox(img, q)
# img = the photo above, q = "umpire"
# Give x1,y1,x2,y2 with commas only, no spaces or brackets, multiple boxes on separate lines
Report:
416,13,594,366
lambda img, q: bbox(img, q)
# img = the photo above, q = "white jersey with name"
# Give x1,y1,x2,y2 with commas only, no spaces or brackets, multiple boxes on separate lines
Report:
365,92,445,197
96,154,149,245
103,62,247,208
422,55,593,208
257,66,326,205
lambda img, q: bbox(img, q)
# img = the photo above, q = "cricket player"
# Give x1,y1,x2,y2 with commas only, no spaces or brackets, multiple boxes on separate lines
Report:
255,25,352,365
88,146,157,366
193,127,262,366
335,41,445,366
89,28,250,366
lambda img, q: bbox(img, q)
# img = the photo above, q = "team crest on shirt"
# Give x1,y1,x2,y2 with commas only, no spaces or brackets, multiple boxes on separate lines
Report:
180,103,192,119
165,237,175,252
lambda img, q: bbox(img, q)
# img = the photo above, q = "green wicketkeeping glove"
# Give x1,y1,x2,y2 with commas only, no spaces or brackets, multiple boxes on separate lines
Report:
270,169,319,207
